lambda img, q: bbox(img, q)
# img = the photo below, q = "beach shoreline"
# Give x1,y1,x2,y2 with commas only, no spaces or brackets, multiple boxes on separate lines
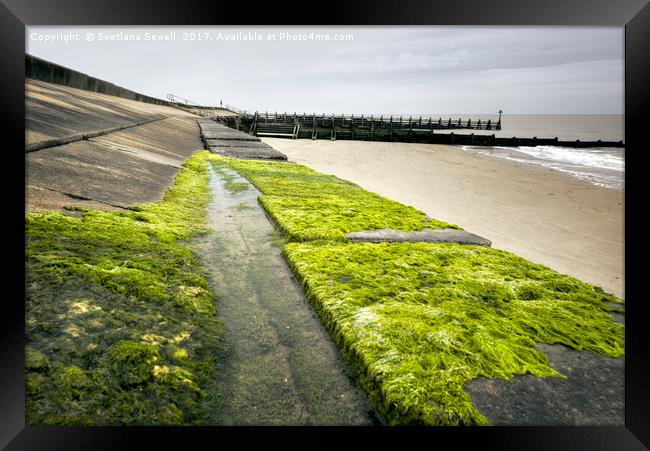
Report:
262,138,624,299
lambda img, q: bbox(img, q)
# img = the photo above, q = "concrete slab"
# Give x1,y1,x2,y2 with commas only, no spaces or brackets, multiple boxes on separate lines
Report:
345,228,492,246
198,119,287,160
25,184,124,212
209,146,288,161
205,139,273,149
89,116,203,166
26,140,179,209
25,79,206,212
197,119,261,141
202,131,261,141
465,343,624,425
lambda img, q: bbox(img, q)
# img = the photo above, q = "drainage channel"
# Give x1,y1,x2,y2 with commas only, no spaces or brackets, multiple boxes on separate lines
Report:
194,165,376,425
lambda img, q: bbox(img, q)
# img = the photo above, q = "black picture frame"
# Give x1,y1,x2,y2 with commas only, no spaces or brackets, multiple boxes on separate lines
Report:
2,0,648,449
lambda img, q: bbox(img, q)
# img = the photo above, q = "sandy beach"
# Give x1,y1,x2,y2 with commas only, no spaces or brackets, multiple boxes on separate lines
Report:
262,138,624,299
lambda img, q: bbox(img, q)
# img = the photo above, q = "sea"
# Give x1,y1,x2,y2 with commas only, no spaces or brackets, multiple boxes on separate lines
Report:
392,114,625,190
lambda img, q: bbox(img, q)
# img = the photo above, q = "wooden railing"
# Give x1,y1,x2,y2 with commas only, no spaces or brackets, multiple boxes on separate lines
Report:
236,112,502,132
213,112,624,148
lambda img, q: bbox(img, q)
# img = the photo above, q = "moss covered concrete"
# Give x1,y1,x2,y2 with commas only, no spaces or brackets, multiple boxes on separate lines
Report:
211,156,458,241
210,155,624,426
282,242,623,425
25,151,224,425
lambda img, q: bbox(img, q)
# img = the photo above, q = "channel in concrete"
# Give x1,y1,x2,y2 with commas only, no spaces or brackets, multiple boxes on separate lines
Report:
193,166,376,425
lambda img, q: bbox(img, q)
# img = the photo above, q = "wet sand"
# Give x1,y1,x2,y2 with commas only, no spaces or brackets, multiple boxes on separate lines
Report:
262,138,624,299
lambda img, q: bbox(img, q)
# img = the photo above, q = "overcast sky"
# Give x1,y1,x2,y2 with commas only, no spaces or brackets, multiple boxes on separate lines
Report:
26,26,624,115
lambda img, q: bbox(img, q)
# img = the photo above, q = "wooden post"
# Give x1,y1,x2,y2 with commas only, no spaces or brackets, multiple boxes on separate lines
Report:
418,117,422,127
370,120,374,140
447,118,452,127
399,116,403,129
486,119,491,130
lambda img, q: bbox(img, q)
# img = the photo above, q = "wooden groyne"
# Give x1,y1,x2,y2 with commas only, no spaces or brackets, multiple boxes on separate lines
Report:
225,112,501,139
217,112,624,148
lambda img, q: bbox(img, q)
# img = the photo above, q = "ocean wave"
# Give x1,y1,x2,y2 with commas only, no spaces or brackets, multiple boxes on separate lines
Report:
504,146,624,172
460,145,624,190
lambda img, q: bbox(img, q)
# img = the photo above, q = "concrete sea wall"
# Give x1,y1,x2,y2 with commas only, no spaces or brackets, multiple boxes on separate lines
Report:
25,54,174,107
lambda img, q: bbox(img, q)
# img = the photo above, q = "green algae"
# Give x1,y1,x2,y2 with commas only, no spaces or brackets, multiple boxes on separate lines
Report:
282,242,624,425
209,154,624,425
25,151,224,425
224,182,249,193
210,156,458,241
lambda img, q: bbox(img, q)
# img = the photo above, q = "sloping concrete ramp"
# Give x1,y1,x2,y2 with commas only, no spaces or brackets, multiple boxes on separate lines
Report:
197,119,287,160
25,80,204,212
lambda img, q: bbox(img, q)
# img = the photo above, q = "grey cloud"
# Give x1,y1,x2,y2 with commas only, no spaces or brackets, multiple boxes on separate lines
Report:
26,26,623,114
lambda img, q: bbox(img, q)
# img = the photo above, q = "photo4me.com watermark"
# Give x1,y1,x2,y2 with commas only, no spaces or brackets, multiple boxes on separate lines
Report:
29,30,355,43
